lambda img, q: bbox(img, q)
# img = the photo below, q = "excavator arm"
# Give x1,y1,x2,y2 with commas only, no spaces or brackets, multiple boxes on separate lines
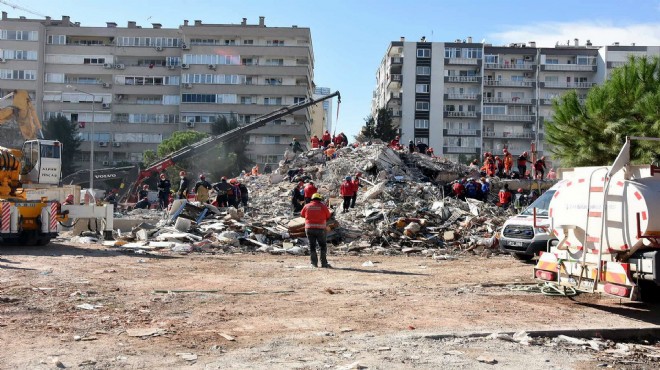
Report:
0,90,42,140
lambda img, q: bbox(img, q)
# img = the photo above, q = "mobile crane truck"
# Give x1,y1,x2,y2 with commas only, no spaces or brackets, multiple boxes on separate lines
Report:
529,137,660,301
0,90,113,245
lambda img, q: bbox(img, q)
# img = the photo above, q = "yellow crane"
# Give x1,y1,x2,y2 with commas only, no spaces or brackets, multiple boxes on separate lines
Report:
0,89,43,140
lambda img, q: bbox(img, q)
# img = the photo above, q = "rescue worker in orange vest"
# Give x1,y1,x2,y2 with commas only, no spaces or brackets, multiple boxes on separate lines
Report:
251,164,259,176
303,181,318,204
321,130,332,148
301,193,332,268
503,149,513,177
339,176,354,212
498,183,513,208
324,143,337,160
310,135,321,149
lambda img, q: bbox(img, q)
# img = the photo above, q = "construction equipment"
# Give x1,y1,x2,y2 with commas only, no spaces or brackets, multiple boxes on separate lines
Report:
0,90,113,245
64,91,341,203
527,137,660,301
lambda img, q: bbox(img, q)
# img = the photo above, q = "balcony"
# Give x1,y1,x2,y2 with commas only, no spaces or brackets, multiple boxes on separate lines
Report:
483,114,535,122
444,93,480,100
444,146,477,154
482,97,533,105
484,79,535,88
542,64,596,72
445,76,481,83
446,57,480,65
388,74,402,88
390,57,403,65
444,129,479,136
444,111,480,118
484,62,535,70
541,82,596,89
482,131,535,139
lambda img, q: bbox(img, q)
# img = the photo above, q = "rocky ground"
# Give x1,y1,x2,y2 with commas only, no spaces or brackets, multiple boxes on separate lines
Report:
1,241,658,369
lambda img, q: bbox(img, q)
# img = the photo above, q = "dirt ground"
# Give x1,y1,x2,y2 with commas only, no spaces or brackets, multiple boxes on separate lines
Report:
1,240,658,369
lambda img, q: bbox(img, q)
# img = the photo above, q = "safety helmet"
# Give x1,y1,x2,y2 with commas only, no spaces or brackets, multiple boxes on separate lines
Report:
523,151,528,156
311,193,323,200
292,137,297,141
345,176,352,181
160,173,166,178
229,178,236,184
199,174,205,180
143,185,149,189
179,170,186,176
495,156,500,160
221,176,227,181
518,188,524,193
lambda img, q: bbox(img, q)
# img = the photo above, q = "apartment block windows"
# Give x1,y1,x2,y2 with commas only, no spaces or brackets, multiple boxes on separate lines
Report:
3,50,38,60
1,30,38,41
415,84,429,93
0,69,37,80
265,58,284,66
243,39,254,45
484,55,498,64
414,119,429,129
267,40,285,46
47,35,66,44
464,48,482,59
445,48,460,58
546,58,559,64
265,78,282,85
416,49,431,58
83,57,106,65
264,97,283,105
416,66,431,75
416,101,430,111
483,105,506,115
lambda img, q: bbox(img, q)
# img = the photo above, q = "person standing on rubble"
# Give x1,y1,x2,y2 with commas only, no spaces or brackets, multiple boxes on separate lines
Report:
138,184,150,203
350,172,363,208
321,130,332,148
229,179,241,208
495,156,504,177
177,171,190,200
340,132,349,147
251,165,259,176
310,135,320,149
290,137,304,154
480,177,490,202
263,164,272,174
503,149,513,177
324,144,337,161
498,183,513,208
340,176,354,212
389,136,400,149
464,178,478,199
301,193,332,268
237,180,249,208
157,173,171,210
291,181,305,214
212,177,233,207
303,181,318,204
452,180,466,200
513,188,526,213
534,156,547,180
194,175,212,203
408,140,415,153
332,134,343,148
517,151,530,179
416,140,428,154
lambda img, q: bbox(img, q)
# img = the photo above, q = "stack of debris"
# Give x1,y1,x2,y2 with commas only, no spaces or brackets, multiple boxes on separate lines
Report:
105,144,537,258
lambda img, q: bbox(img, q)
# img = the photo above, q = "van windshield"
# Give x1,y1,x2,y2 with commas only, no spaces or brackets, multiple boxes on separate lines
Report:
520,190,555,217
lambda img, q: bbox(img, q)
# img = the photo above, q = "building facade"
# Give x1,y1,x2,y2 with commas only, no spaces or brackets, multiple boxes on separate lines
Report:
373,37,660,165
0,12,315,171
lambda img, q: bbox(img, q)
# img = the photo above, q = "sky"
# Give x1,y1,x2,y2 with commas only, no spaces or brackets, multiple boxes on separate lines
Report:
3,0,660,140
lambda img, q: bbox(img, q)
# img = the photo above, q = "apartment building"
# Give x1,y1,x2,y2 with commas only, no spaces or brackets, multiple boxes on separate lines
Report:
310,86,333,138
0,12,315,171
373,37,660,164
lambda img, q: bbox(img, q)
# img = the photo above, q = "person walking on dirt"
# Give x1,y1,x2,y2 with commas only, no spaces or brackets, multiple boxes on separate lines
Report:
157,173,171,210
194,175,212,203
340,176,354,212
301,193,332,268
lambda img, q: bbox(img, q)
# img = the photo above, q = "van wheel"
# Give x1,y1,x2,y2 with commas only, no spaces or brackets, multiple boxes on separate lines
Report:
510,252,535,262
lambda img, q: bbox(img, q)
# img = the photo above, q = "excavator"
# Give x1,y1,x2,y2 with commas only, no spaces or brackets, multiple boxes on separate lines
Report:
62,90,342,204
0,90,113,245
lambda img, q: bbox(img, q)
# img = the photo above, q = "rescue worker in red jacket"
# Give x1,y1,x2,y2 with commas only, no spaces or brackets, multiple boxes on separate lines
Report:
534,156,547,180
485,155,496,177
303,181,318,204
321,130,332,147
495,156,504,177
452,180,466,200
339,176,355,212
499,183,513,208
350,172,363,208
389,136,400,149
517,151,530,179
332,134,343,148
310,135,321,149
301,193,332,268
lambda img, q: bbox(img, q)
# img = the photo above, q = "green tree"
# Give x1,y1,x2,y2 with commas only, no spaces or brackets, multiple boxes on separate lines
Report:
374,108,397,142
357,114,376,142
210,115,253,178
42,114,81,177
546,56,660,166
155,130,208,179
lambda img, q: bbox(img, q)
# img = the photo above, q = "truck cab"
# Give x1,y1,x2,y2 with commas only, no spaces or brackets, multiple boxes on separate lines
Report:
499,185,559,261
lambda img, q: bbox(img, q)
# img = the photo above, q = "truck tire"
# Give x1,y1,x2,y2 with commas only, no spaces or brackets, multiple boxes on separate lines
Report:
37,238,51,246
510,252,535,262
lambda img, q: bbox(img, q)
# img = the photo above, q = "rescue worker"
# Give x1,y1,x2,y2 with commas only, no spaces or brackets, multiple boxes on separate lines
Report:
495,156,504,177
177,170,190,200
263,163,272,174
340,176,354,212
503,149,513,177
389,135,400,149
408,140,415,153
416,140,428,154
301,193,332,268
517,151,530,179
251,164,259,176
499,183,513,208
157,173,171,210
324,143,337,161
469,159,480,170
303,181,318,204
237,180,249,208
452,179,466,200
291,181,305,214
513,188,526,213
464,178,478,199
212,177,233,207
290,137,304,153
138,184,149,202
194,175,212,203
480,177,490,202
534,156,547,180
332,134,343,148
340,132,348,147
229,179,241,208
321,130,332,148
134,196,150,210
310,135,321,149
104,189,119,209
350,172,363,208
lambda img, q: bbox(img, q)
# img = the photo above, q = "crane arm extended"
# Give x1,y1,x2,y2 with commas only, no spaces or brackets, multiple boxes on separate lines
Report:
122,90,340,202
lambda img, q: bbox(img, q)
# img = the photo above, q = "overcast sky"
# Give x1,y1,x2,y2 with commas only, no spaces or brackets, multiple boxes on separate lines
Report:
4,0,660,139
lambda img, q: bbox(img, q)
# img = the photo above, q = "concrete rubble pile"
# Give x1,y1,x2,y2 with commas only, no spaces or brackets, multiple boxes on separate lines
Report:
105,144,516,258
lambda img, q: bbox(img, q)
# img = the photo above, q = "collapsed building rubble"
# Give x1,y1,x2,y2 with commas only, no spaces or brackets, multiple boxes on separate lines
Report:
102,144,551,258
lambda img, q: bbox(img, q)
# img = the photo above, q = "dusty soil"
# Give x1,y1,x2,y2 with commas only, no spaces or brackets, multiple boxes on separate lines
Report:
1,241,658,369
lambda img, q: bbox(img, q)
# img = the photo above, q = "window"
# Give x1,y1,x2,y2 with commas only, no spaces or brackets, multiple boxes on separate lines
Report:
293,97,306,104
45,73,65,83
162,95,180,105
544,76,559,82
416,101,430,111
265,78,282,85
47,35,66,44
1,30,38,41
414,119,429,129
464,48,482,59
483,105,506,115
216,94,237,104
444,48,460,58
243,39,254,45
267,40,284,46
264,97,283,105
546,58,559,64
417,49,431,58
264,58,284,66
240,96,256,104
416,66,431,75
182,94,217,103
3,50,38,60
484,55,498,64
83,57,105,65
224,39,236,45
242,58,257,66
415,84,429,93
0,69,37,80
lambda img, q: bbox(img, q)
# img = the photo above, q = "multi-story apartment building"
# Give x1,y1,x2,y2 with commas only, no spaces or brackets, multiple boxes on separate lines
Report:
310,86,333,138
373,37,660,165
0,12,315,172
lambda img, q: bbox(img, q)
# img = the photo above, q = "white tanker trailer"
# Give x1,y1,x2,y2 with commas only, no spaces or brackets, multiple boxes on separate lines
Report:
532,137,660,301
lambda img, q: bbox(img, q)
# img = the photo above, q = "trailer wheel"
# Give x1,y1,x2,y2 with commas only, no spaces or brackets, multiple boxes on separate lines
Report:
638,281,660,303
37,238,51,246
510,252,535,262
